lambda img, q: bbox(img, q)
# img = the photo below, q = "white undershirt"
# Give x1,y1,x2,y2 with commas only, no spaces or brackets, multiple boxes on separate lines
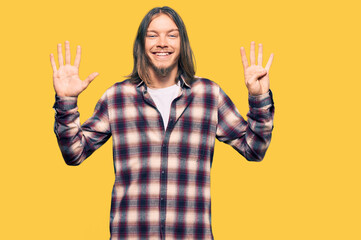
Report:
147,82,180,130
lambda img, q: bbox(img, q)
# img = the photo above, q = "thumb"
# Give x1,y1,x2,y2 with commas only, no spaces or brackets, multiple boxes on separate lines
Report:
83,72,99,88
248,69,267,84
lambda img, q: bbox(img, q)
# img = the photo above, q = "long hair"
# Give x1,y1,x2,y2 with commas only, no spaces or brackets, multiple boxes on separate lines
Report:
128,6,196,86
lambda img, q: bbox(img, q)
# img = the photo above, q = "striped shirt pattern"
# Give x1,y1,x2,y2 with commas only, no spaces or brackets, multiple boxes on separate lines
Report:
53,77,274,240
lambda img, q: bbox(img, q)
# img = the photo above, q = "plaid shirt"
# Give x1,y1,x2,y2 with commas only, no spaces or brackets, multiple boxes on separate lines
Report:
53,77,274,240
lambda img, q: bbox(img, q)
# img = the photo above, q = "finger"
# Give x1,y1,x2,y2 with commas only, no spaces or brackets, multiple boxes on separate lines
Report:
258,43,263,66
240,47,249,69
50,54,57,72
250,41,256,65
82,72,99,88
74,45,81,68
65,40,71,65
57,43,64,67
247,69,267,85
265,53,274,71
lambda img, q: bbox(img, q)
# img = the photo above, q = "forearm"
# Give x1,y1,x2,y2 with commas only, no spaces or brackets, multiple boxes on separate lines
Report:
244,90,274,161
53,96,88,165
216,88,274,162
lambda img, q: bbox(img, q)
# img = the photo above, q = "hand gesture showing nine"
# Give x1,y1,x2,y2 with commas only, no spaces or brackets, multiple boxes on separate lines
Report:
50,41,273,97
50,41,99,97
241,41,274,96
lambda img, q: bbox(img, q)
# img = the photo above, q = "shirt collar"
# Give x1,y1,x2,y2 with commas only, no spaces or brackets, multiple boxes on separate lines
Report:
136,74,191,89
179,75,191,88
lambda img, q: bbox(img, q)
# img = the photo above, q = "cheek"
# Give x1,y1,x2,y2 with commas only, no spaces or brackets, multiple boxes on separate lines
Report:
175,42,181,57
174,39,181,48
145,39,154,51
145,42,151,52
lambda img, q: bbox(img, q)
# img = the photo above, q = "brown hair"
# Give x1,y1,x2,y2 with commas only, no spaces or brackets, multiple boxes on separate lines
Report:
128,6,196,85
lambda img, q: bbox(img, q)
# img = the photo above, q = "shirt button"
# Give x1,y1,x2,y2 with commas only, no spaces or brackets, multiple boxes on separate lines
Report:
162,170,165,174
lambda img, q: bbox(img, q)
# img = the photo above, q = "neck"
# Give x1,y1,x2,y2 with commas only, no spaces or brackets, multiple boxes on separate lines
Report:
147,65,179,89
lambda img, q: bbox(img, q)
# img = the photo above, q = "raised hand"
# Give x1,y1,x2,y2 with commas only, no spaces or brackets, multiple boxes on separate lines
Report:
50,41,99,97
240,41,274,96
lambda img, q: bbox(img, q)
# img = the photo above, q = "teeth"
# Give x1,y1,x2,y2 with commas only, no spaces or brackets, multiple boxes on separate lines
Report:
156,53,169,56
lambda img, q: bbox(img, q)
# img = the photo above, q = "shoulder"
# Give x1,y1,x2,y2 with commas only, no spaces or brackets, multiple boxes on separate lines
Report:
191,76,219,87
105,79,139,97
190,76,221,95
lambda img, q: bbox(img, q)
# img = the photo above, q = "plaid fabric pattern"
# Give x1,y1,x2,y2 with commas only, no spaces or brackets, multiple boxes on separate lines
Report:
53,77,274,240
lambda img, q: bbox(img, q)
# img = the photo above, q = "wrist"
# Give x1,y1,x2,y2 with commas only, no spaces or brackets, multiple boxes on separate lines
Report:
55,91,79,97
248,88,270,96
53,95,78,111
248,90,273,108
249,90,270,97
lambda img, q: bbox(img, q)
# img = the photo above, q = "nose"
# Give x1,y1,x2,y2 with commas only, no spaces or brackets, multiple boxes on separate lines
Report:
157,35,168,48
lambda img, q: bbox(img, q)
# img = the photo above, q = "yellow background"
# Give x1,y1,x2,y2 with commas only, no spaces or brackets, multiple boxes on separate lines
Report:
1,0,360,239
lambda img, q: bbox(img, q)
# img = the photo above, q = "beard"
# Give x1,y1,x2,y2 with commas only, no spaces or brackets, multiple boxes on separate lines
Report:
152,65,173,77
147,57,177,77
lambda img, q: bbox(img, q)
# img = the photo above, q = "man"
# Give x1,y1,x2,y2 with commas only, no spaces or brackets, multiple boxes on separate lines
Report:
51,6,274,240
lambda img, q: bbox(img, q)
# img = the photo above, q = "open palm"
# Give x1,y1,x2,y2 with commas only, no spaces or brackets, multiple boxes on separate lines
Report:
241,42,274,96
50,41,98,97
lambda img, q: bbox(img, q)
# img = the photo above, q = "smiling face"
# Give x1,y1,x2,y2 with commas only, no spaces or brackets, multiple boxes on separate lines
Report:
145,13,181,77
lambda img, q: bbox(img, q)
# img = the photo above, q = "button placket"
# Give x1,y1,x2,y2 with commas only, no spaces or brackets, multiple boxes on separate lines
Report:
160,137,168,238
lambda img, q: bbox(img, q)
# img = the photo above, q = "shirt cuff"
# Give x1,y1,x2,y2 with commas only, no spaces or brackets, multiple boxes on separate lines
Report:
248,90,274,109
53,95,78,111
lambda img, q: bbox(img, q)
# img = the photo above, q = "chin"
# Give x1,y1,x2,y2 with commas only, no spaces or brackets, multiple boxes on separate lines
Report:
152,65,172,76
151,62,177,76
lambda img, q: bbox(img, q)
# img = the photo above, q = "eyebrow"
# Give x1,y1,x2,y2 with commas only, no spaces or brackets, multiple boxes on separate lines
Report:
147,29,179,33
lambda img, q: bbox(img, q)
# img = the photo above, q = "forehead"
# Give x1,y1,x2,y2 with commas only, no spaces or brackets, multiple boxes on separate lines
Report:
147,13,178,31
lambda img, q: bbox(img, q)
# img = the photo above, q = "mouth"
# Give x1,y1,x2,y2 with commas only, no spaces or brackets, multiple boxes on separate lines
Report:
152,52,173,56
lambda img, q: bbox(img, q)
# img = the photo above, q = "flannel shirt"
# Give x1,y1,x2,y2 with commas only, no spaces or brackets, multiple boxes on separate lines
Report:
53,76,274,240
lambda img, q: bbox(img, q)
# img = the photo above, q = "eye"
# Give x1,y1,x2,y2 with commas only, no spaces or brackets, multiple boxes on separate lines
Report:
147,34,157,38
